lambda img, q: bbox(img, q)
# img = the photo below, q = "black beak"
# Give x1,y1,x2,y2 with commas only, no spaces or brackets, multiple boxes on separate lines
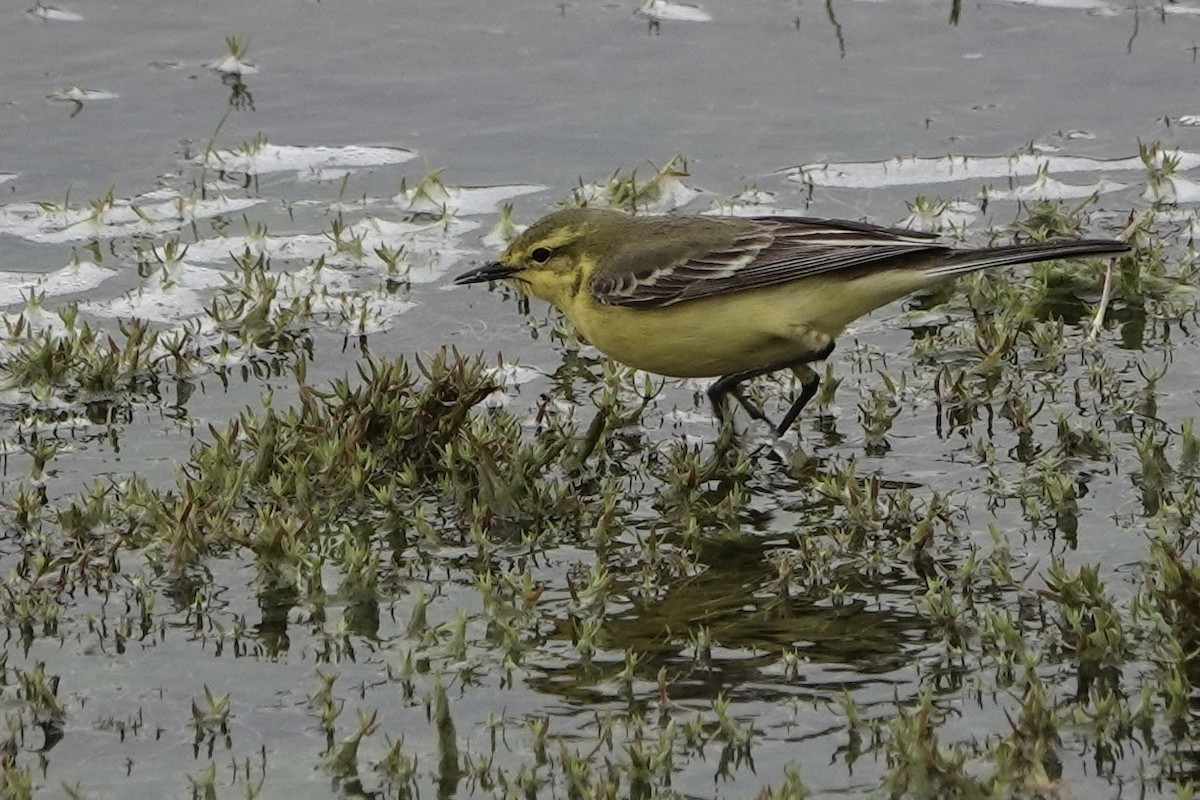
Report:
453,262,521,286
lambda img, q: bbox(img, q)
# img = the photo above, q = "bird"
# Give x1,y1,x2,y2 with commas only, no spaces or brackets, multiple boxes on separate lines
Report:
454,207,1130,436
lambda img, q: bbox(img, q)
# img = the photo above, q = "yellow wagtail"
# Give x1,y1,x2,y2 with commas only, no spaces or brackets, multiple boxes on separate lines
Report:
455,207,1130,435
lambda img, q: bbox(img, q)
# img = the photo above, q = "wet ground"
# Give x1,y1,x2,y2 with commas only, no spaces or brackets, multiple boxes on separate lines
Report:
2,0,1200,797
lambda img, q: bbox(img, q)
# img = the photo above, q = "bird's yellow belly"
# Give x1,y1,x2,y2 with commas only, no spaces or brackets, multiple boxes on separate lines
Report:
563,272,929,379
590,319,815,377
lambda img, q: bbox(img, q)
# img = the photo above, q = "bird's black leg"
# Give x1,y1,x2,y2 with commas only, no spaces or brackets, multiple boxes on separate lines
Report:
708,366,779,427
775,364,820,436
732,387,772,423
708,341,836,436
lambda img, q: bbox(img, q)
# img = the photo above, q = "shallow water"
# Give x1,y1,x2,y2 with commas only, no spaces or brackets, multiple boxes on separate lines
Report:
2,1,1200,798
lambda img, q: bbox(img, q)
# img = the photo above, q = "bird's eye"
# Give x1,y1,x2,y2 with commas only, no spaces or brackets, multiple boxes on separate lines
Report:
530,246,553,264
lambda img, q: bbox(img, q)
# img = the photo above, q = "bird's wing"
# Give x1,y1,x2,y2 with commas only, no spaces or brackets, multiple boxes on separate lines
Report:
591,216,948,308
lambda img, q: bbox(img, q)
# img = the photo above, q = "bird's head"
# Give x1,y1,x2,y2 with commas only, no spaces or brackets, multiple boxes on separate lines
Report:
454,207,631,307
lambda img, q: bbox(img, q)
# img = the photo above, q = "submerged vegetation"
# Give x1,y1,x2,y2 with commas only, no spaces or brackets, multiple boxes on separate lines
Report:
3,44,1200,796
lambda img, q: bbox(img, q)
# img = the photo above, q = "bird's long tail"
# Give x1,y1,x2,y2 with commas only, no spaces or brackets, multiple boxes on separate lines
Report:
922,239,1130,279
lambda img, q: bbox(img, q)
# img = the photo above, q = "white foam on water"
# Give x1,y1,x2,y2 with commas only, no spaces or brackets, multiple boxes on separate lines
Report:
392,183,546,216
202,143,416,176
635,0,713,22
81,263,228,324
992,0,1114,9
205,55,259,75
788,151,1200,189
486,363,543,387
480,217,522,249
28,3,83,21
1144,174,1200,205
981,176,1128,202
0,261,116,307
573,175,702,213
161,213,480,292
0,194,262,244
309,288,417,336
896,200,979,232
181,233,332,266
48,87,119,103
